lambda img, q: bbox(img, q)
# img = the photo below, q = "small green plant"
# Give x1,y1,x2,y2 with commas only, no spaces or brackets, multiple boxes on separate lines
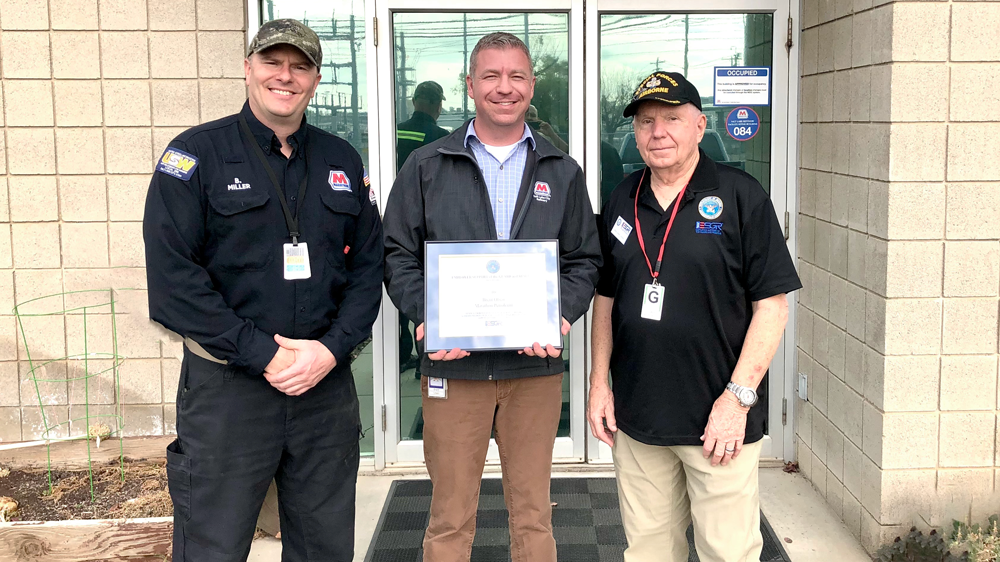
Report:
877,527,966,562
951,516,1000,562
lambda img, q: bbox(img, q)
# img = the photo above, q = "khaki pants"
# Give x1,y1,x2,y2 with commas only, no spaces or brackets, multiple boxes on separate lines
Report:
612,431,764,562
421,374,564,562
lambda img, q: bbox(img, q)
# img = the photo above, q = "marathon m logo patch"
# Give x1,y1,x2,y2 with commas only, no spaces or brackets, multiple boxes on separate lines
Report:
328,171,351,192
533,181,551,202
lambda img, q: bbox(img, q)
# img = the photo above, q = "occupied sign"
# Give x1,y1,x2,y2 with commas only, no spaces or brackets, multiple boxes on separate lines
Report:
713,67,770,106
726,107,760,141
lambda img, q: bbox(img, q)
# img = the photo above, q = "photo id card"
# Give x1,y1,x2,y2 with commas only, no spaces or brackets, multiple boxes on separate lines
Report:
427,377,448,399
283,243,311,280
640,283,665,320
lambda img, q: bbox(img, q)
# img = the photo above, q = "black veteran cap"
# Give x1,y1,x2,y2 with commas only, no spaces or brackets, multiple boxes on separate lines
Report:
247,18,323,68
622,71,702,117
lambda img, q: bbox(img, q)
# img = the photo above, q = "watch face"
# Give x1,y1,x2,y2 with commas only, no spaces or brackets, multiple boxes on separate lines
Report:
740,388,756,406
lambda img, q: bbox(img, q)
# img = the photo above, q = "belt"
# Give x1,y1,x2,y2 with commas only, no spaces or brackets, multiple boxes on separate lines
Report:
183,337,228,365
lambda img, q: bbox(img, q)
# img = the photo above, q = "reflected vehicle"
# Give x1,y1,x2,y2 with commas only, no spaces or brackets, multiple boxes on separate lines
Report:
617,129,744,175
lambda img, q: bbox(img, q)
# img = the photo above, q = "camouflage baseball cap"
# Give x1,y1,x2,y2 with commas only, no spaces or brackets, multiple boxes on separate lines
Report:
247,19,323,68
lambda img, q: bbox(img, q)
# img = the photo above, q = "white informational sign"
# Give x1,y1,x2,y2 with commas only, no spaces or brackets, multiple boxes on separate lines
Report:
713,67,770,106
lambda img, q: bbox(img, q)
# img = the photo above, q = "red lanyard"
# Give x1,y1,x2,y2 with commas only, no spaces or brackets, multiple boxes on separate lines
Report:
634,168,687,285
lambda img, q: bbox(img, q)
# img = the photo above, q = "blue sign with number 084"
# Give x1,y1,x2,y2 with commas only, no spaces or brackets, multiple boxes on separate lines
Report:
725,106,760,141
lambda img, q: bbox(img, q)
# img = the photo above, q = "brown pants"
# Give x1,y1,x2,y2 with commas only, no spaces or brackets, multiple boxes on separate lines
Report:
421,373,564,562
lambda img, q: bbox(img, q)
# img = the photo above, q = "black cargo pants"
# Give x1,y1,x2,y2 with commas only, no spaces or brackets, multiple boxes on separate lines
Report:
166,350,361,562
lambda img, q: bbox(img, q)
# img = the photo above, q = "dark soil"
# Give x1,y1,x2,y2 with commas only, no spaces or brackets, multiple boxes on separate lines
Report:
0,458,171,521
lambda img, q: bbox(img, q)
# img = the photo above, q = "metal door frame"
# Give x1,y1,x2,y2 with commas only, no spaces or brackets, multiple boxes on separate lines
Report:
373,0,588,466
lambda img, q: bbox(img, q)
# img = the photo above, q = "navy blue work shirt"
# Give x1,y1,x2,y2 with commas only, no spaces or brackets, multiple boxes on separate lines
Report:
143,101,383,375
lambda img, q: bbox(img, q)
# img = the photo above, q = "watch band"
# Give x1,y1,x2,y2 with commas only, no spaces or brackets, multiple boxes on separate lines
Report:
726,381,757,408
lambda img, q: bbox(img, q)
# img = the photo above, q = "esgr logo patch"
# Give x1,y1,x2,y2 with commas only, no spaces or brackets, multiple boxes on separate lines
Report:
695,221,724,235
328,170,351,192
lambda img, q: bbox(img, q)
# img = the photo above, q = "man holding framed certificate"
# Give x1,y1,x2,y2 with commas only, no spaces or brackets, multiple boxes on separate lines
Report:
383,32,601,562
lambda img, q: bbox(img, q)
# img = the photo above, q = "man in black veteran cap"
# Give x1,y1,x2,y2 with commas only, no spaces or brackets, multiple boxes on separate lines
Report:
144,18,382,562
587,71,800,561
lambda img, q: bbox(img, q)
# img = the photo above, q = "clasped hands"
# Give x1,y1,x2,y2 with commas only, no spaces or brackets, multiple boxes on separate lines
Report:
263,334,336,396
414,318,571,361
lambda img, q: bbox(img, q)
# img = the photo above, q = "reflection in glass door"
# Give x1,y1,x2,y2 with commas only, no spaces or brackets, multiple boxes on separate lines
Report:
598,13,773,205
586,0,793,462
392,12,572,448
377,2,587,465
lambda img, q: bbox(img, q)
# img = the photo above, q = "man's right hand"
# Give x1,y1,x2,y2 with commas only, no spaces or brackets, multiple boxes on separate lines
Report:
265,346,295,375
587,379,617,447
415,323,470,361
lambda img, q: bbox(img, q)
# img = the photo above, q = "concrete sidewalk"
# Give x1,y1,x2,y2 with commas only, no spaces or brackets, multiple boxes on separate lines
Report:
248,467,871,562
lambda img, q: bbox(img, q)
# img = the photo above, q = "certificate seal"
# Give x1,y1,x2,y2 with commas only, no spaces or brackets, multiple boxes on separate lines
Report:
486,260,500,274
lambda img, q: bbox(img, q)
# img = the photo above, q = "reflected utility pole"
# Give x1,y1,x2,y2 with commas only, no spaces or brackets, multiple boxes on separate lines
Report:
462,14,469,120
523,13,530,52
683,16,689,76
349,14,359,141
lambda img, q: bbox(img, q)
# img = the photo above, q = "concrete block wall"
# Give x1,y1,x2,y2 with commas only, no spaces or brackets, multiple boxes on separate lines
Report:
0,0,247,442
797,0,1000,554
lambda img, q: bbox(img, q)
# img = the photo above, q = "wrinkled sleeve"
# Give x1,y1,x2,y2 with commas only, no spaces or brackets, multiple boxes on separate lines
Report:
741,196,802,301
557,167,602,323
143,140,279,374
319,160,385,365
383,154,427,325
595,201,617,298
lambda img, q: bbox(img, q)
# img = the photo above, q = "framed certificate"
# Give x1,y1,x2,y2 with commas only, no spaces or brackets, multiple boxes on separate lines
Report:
424,240,562,352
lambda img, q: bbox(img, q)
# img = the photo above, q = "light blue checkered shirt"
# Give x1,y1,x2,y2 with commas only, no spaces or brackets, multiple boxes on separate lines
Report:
465,121,535,240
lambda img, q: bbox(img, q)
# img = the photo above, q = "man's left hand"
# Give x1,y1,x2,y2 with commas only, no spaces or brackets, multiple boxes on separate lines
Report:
700,392,749,466
264,335,337,396
520,318,571,358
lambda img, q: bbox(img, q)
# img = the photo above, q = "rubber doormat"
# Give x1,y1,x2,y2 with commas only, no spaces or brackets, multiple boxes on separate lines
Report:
364,478,792,562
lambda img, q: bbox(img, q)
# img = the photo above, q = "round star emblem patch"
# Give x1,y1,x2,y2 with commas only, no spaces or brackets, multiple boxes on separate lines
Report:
698,196,724,220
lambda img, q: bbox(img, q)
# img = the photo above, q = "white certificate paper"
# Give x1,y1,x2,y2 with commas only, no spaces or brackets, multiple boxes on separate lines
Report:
424,240,562,351
438,253,548,339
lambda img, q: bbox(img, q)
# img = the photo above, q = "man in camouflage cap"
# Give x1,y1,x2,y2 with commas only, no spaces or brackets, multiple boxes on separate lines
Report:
146,17,382,562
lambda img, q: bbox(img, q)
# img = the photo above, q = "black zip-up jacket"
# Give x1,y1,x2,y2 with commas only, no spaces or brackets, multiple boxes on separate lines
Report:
143,102,383,375
383,120,601,380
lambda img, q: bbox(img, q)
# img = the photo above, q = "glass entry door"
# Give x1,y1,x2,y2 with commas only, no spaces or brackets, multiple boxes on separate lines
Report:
585,0,795,462
375,1,587,465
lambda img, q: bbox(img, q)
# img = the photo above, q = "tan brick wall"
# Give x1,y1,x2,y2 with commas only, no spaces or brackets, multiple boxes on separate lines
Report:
797,0,1000,553
0,0,247,442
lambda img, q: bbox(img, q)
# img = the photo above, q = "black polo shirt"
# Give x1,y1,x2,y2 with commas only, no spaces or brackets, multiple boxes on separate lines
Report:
596,150,801,447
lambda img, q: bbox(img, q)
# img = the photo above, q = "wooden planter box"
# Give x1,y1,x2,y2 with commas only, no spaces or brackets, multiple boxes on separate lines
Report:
0,517,172,561
0,437,175,561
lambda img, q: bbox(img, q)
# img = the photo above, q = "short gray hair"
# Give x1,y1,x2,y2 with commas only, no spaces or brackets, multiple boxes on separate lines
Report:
469,32,532,77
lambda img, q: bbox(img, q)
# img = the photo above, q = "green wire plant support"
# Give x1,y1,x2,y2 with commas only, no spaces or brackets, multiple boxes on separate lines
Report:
13,289,129,502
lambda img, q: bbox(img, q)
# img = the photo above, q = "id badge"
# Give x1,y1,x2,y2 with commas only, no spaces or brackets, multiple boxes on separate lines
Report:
283,243,311,280
640,283,665,321
427,377,447,399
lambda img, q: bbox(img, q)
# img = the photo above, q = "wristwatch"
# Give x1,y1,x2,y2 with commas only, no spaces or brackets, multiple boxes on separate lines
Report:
726,381,758,408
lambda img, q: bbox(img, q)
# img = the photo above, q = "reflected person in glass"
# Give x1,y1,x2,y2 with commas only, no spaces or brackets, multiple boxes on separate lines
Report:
383,32,601,562
588,71,800,562
396,80,450,378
